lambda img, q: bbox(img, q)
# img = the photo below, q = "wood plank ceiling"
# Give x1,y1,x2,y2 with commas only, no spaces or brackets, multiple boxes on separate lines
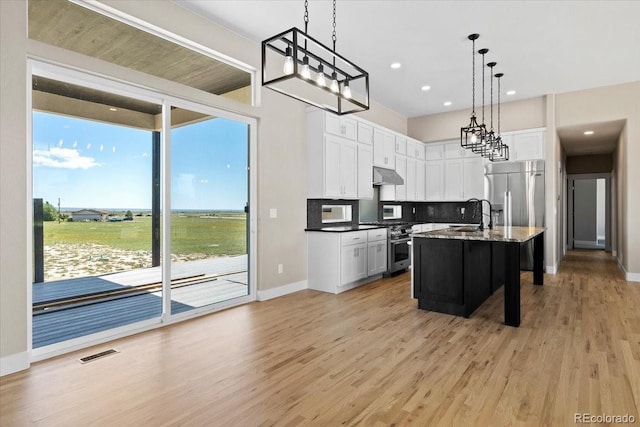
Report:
28,0,251,116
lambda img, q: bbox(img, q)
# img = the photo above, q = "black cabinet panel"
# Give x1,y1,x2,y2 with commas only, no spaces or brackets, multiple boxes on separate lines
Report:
414,238,491,318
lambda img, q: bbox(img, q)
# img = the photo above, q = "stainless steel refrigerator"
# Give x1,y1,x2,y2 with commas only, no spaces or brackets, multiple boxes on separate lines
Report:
484,160,545,270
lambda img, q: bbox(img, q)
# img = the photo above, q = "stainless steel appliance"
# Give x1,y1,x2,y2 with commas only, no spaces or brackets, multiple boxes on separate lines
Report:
386,223,413,276
484,160,545,270
361,221,413,276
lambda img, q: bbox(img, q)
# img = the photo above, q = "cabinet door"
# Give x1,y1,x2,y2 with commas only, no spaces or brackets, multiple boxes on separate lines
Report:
324,135,343,198
416,160,426,201
406,157,417,201
341,140,358,198
396,155,407,201
326,114,357,140
425,160,444,201
444,158,464,200
396,136,407,155
357,122,373,145
406,139,416,158
357,143,373,199
415,142,426,160
463,157,484,199
513,131,544,160
368,241,387,276
373,128,396,168
341,244,367,285
444,142,467,159
425,143,444,161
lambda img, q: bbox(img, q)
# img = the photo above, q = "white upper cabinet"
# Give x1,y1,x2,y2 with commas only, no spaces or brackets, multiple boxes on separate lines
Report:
373,128,396,168
425,143,444,161
325,114,357,140
444,141,468,159
506,129,545,161
416,160,426,201
395,136,407,155
357,122,374,145
323,135,357,199
444,158,464,200
425,160,444,201
406,156,417,201
462,157,484,200
415,141,426,160
357,143,374,199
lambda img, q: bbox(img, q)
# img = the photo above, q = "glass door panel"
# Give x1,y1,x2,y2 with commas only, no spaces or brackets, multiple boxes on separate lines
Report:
170,107,249,314
31,75,163,348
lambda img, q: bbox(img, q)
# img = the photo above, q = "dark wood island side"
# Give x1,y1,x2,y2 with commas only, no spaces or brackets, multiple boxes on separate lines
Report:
412,226,545,327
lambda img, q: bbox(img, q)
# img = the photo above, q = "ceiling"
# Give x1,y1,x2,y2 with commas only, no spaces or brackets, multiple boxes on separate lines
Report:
175,0,640,119
29,0,251,97
557,120,626,156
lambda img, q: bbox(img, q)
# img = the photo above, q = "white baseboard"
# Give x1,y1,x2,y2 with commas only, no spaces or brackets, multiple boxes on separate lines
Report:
574,240,603,249
545,264,557,275
257,280,308,301
616,257,640,282
0,351,29,377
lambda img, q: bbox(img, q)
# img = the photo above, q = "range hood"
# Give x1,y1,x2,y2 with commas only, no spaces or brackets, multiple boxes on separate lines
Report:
373,166,404,185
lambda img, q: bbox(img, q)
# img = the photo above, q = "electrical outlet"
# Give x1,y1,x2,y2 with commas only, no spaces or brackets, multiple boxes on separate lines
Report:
461,207,465,218
277,264,283,274
269,208,277,218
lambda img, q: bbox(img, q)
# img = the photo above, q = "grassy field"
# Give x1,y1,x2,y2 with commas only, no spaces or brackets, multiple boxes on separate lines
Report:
45,212,247,256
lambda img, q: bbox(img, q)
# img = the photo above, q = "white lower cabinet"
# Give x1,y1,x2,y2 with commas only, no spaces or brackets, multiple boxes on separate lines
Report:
367,228,388,276
341,242,368,284
308,228,387,294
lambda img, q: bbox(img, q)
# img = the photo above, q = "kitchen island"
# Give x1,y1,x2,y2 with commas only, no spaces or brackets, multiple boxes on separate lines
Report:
412,226,545,327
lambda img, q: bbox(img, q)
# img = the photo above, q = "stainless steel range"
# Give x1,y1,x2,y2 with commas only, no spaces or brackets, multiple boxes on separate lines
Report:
361,221,413,276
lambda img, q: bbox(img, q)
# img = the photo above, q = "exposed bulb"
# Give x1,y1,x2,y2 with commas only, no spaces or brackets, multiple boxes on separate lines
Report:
316,64,326,87
301,57,310,79
471,133,477,143
330,72,339,93
342,81,352,99
283,47,294,75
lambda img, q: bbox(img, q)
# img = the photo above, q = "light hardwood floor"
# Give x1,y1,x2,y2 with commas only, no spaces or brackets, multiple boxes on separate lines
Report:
1,250,639,426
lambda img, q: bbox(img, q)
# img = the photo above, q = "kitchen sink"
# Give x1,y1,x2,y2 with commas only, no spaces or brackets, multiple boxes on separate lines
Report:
449,225,482,232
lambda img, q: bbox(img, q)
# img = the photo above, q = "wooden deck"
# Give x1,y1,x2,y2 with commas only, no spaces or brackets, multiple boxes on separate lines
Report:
33,255,248,348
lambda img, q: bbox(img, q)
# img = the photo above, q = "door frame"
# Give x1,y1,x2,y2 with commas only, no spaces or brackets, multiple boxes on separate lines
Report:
567,173,611,252
27,59,258,361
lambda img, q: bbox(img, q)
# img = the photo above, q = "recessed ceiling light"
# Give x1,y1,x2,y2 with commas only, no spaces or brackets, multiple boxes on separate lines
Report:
443,101,452,106
109,107,118,111
506,90,516,96
390,62,402,69
584,130,594,135
421,85,431,91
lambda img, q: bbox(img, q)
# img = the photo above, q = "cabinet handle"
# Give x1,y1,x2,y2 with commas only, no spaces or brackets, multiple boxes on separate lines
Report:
353,237,361,240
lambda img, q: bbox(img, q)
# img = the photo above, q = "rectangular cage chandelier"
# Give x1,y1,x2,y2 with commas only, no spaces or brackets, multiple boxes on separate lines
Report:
261,1,369,115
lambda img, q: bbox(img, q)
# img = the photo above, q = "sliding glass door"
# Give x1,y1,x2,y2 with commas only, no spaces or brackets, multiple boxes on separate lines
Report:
168,107,250,314
30,65,255,353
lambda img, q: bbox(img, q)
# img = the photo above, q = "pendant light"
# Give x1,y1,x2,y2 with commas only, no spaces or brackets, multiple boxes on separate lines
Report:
261,0,369,115
471,47,489,154
484,61,498,158
490,72,509,161
460,34,486,150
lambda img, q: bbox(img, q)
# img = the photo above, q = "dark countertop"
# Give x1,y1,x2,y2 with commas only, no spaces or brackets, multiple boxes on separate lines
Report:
305,224,386,232
412,226,545,243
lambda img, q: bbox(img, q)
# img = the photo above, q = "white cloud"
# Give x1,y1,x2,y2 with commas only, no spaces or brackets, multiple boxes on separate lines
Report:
86,143,91,149
58,139,64,147
33,147,100,169
73,141,78,148
99,144,104,152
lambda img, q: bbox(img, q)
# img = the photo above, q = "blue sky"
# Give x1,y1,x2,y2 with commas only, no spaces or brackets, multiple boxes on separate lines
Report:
32,112,248,210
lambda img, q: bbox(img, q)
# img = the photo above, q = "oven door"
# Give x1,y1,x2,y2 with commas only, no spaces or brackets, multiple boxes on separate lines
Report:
389,238,411,271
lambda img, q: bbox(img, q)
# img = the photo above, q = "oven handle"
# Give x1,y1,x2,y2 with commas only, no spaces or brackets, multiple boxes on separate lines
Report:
390,238,411,244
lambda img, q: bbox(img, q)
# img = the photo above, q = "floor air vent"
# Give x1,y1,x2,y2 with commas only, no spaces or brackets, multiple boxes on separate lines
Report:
79,349,119,364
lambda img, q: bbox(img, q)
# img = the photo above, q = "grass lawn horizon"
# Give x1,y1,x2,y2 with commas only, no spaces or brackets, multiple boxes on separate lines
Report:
44,212,247,256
